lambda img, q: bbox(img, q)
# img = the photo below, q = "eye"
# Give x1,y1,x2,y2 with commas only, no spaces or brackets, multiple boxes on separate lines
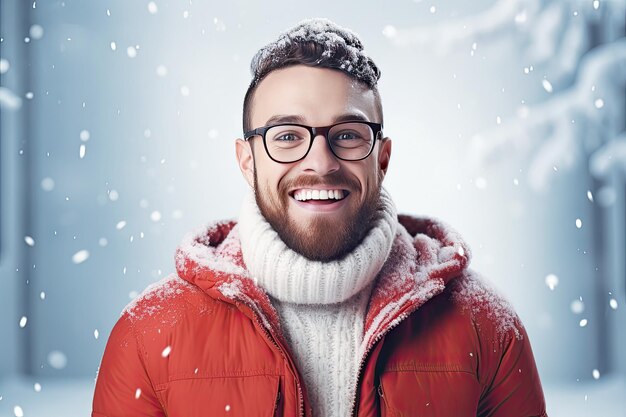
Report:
275,132,299,141
333,131,361,141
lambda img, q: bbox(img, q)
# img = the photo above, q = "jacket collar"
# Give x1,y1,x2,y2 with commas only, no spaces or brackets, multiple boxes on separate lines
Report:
175,214,471,348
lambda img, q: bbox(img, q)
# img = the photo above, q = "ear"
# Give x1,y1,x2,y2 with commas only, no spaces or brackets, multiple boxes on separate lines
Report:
235,138,255,188
378,137,392,179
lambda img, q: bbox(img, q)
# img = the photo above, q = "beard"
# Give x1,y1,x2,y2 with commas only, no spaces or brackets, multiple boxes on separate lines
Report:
253,170,383,262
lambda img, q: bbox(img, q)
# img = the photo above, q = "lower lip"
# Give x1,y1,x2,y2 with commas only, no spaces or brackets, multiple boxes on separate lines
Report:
291,195,349,212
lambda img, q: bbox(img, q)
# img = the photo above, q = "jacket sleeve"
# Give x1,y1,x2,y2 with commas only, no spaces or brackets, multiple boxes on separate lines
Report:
92,313,165,417
477,318,548,417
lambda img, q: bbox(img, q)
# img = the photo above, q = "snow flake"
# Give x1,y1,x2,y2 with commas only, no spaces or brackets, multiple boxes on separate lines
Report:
110,42,116,51
161,346,172,357
19,316,28,328
592,369,600,379
180,85,190,96
79,144,86,159
609,298,618,309
594,98,604,108
147,2,158,14
34,382,41,392
587,190,593,202
29,24,44,40
24,236,35,247
0,58,10,74
382,25,397,38
135,388,142,399
127,46,137,58
80,130,90,141
225,405,231,412
150,211,162,222
593,0,600,10
542,79,553,93
156,65,167,77
94,329,99,339
475,177,487,189
25,91,34,99
570,299,584,314
47,350,68,369
207,128,219,139
545,274,559,290
108,189,119,201
575,218,582,229
98,237,108,247
429,5,436,13
579,318,588,327
213,17,226,32
40,291,45,300
116,220,127,230
14,406,24,417
72,249,89,264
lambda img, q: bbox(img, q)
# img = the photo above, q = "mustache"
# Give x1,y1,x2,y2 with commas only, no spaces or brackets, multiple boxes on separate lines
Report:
281,172,360,192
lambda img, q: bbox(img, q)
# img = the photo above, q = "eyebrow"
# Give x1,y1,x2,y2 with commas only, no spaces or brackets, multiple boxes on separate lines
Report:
264,113,371,126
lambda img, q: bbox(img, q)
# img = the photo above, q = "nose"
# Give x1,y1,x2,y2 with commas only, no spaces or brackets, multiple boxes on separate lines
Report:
300,133,341,175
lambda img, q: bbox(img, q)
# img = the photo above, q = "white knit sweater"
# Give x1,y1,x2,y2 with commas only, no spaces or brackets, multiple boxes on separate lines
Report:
238,188,397,416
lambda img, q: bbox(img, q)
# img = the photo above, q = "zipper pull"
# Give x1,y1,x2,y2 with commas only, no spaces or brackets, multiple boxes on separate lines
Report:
377,383,384,398
274,383,281,414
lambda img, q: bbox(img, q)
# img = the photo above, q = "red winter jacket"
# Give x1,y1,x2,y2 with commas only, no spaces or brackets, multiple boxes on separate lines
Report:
92,214,547,417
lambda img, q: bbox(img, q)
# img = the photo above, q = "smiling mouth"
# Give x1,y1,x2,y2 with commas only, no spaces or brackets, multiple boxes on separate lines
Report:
290,188,350,203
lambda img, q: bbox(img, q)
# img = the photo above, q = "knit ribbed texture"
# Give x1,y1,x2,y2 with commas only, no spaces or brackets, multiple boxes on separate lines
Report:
238,187,398,416
238,187,398,304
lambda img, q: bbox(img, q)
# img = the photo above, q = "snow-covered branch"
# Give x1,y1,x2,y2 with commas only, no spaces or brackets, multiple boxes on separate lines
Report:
385,0,624,86
467,38,626,191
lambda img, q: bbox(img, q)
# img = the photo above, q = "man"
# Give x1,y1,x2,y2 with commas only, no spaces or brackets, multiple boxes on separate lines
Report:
92,18,547,417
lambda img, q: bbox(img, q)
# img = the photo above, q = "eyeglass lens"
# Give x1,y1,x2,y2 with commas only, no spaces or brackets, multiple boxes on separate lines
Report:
265,122,375,162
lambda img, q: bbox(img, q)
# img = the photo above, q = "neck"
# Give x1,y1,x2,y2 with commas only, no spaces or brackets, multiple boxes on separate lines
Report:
237,187,398,305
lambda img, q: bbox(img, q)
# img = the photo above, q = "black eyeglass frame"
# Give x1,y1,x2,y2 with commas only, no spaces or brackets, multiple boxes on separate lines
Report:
243,120,384,164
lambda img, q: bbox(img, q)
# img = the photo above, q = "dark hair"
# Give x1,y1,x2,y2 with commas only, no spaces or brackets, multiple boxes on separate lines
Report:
242,18,383,133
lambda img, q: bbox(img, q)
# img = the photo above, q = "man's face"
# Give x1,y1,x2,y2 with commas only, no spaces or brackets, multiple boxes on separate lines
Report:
236,65,391,261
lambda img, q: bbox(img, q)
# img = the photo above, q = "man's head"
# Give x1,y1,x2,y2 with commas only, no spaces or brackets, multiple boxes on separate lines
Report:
236,18,392,262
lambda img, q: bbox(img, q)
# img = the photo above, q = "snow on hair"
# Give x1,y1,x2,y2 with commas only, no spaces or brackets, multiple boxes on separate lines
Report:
249,17,381,89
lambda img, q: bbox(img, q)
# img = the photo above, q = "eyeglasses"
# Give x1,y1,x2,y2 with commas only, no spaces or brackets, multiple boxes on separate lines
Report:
243,120,383,163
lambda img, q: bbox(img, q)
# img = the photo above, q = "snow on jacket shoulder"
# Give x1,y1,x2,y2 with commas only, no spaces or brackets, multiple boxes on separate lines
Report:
92,215,548,417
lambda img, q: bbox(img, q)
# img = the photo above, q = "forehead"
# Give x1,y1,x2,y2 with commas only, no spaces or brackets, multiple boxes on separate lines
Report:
251,65,378,127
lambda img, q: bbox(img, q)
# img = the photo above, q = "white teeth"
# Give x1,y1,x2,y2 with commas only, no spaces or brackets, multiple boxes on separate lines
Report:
293,189,347,201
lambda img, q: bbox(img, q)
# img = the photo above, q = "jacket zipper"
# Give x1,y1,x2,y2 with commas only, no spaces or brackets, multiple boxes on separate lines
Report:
274,380,282,416
251,312,305,417
348,308,415,417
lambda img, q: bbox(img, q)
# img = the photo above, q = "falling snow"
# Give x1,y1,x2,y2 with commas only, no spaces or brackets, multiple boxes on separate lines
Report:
545,274,559,290
71,249,89,264
161,345,172,357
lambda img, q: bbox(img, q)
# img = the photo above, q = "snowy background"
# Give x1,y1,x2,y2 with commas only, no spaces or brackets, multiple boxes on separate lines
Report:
1,0,625,415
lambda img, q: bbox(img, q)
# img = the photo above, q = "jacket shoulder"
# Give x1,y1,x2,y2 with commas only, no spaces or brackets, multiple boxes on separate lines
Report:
122,273,218,329
446,269,524,343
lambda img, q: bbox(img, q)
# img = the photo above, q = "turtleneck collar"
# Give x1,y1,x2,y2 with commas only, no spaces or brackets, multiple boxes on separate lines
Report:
237,187,398,305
